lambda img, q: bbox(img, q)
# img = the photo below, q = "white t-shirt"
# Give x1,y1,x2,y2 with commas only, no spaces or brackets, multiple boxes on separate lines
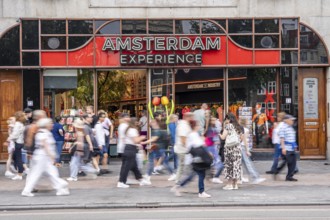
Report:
34,129,56,157
102,118,112,136
117,122,128,154
272,122,284,144
124,128,139,146
174,120,192,154
186,131,204,150
139,116,148,132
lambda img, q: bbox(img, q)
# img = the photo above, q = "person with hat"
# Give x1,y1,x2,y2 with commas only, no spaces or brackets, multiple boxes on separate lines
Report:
275,114,298,181
21,118,69,197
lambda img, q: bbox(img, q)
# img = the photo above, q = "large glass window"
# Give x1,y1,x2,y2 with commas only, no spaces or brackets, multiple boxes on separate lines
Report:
255,19,279,33
202,20,224,34
231,36,252,48
281,18,298,48
228,19,252,34
300,24,328,64
22,52,39,66
41,20,66,34
69,36,92,49
280,67,298,117
41,36,66,50
96,21,120,35
175,69,224,120
68,20,93,35
228,68,277,148
255,35,279,48
43,69,95,118
0,26,20,66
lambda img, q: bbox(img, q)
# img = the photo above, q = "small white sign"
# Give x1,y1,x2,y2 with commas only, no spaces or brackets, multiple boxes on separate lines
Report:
27,101,33,107
286,98,292,104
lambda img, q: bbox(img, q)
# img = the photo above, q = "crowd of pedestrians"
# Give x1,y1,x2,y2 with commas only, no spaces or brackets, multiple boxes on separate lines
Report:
2,104,298,198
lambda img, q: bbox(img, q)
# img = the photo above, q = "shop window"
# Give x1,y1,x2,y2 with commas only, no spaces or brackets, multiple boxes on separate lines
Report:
281,18,298,48
122,20,147,34
202,20,224,34
23,70,40,110
22,20,39,50
22,52,39,66
148,20,173,34
228,68,277,149
0,25,20,66
69,36,92,50
283,83,290,96
68,20,93,35
300,24,328,64
268,81,276,94
96,21,120,35
41,20,66,34
175,20,200,34
213,19,226,31
228,19,252,34
230,36,252,48
255,35,279,48
255,19,279,33
281,50,298,64
41,36,66,50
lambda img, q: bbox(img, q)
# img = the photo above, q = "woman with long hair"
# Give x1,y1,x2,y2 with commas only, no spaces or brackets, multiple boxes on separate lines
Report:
220,112,243,190
117,117,149,188
7,111,26,180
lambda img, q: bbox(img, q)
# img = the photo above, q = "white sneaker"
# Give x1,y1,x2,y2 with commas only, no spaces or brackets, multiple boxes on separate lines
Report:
21,191,34,197
11,175,22,180
117,182,130,188
56,188,70,196
168,174,177,181
151,171,160,175
170,185,182,197
140,178,152,186
198,192,211,198
223,184,234,190
242,177,249,183
66,177,78,182
5,171,15,178
252,177,266,184
211,178,223,184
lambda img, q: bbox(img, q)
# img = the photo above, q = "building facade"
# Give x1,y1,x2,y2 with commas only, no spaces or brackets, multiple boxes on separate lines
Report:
0,0,329,160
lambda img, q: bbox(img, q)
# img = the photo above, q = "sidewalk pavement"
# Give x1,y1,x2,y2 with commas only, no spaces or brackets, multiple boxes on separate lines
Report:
0,159,330,210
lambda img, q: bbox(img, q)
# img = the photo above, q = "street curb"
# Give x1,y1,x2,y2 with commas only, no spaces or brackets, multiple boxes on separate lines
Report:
1,202,330,211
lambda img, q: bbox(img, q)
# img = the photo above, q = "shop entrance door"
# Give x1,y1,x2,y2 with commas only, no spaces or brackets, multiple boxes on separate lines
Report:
0,70,22,160
298,68,326,159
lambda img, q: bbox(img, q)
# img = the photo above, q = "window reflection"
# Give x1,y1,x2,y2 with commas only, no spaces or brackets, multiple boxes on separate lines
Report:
202,20,224,34
213,20,226,31
69,36,92,49
122,20,147,34
255,35,279,48
22,20,39,50
96,21,120,35
175,20,200,34
41,20,66,34
149,20,173,34
228,19,252,33
230,36,252,48
300,24,328,64
280,67,298,117
255,19,279,33
282,50,298,64
68,20,93,34
0,26,20,66
281,19,298,48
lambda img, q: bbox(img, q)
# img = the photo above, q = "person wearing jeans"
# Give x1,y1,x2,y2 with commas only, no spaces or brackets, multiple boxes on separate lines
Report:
7,111,26,181
51,116,65,167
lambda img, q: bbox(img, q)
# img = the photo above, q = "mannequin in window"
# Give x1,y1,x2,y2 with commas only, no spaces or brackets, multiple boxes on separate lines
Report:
252,104,268,146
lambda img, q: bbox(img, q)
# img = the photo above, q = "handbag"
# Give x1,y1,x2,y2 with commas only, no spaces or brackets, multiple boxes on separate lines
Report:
225,126,240,147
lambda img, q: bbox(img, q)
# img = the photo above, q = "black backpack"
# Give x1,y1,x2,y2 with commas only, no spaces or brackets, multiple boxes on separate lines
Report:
189,146,213,171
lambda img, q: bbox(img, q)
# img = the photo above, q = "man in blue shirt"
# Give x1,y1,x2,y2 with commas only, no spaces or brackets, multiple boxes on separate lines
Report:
276,114,298,181
51,116,65,167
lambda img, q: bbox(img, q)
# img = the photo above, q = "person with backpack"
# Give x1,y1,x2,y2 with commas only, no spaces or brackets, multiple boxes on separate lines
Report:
171,120,213,198
141,118,176,184
220,113,243,190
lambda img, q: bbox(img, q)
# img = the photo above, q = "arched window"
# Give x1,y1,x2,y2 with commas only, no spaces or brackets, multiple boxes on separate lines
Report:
0,26,20,66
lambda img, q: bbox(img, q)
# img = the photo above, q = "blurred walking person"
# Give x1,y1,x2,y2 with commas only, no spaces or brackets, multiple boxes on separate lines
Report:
4,117,16,178
93,112,107,174
98,110,113,173
168,114,178,171
7,111,26,180
21,118,69,197
220,113,242,190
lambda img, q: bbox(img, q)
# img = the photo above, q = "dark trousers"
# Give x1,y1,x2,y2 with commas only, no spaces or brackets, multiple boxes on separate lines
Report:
119,145,142,183
277,151,296,180
13,143,24,173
